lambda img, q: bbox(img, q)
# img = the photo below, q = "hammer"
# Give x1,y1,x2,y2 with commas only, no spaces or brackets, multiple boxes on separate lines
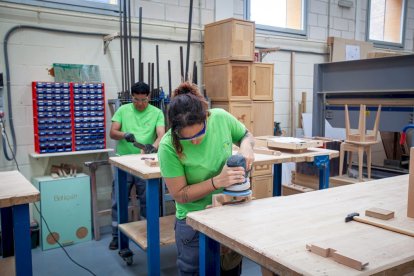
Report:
345,212,414,238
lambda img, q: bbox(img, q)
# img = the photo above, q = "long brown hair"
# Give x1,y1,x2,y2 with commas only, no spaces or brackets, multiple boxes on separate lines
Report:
168,82,209,157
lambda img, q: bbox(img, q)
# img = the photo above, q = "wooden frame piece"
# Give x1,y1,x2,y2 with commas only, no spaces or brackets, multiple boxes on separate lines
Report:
365,207,395,220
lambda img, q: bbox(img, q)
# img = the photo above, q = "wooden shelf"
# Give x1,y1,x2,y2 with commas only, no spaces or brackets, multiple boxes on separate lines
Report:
118,215,175,250
30,148,113,158
0,257,15,276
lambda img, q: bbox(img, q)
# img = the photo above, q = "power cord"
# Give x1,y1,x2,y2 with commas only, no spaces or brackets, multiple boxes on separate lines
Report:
33,203,97,276
0,116,19,170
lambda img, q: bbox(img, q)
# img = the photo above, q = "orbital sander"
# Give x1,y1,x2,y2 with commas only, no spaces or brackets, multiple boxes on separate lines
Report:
222,154,252,197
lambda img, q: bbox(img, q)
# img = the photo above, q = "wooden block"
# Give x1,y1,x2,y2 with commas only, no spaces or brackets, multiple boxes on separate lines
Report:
365,207,395,220
409,147,414,218
212,193,252,207
254,147,281,156
282,183,314,196
331,251,369,271
144,158,159,167
306,244,332,258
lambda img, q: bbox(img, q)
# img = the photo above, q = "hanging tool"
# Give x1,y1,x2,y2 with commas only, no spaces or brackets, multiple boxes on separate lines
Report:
124,132,157,153
223,155,252,197
184,0,194,81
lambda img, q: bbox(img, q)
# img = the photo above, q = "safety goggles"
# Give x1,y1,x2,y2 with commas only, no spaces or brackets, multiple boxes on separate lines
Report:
177,121,206,141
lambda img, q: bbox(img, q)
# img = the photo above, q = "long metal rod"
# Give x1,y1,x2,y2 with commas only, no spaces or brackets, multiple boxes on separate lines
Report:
179,46,184,82
156,45,160,90
138,7,142,82
151,63,155,95
185,0,193,81
123,0,129,94
128,0,133,85
168,60,172,97
119,0,124,94
148,62,151,88
193,61,197,84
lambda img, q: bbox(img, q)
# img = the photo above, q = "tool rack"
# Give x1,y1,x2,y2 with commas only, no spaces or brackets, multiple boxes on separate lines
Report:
32,81,106,154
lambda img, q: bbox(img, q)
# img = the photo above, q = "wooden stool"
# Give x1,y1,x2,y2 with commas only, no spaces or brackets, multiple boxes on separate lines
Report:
339,104,381,181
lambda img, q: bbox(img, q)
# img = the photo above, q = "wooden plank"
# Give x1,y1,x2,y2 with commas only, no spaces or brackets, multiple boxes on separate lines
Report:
408,147,414,218
144,158,159,167
282,183,314,196
118,215,176,250
109,153,161,179
0,257,15,276
365,207,395,220
266,137,323,151
290,52,296,137
0,171,40,208
254,147,281,156
187,175,414,275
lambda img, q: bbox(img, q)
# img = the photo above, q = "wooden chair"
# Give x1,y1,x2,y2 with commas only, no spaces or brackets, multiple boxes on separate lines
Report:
339,104,381,181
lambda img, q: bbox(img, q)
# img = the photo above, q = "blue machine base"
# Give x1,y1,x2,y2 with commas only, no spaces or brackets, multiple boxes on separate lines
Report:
222,189,252,197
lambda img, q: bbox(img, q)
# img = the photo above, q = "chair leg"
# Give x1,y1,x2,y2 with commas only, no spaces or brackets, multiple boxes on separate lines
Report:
339,144,345,176
367,146,372,180
358,146,364,181
347,151,353,175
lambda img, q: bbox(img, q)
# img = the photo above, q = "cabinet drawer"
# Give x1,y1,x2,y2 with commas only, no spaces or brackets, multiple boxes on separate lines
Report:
250,175,273,199
251,163,272,176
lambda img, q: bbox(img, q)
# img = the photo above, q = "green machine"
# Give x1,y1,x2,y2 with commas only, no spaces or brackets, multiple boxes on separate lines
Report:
32,173,92,250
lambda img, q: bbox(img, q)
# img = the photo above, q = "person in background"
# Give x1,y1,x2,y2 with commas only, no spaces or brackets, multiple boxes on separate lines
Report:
109,81,165,250
158,81,255,275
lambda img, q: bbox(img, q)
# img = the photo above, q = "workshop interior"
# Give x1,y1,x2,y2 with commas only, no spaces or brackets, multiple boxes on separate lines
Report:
1,0,414,275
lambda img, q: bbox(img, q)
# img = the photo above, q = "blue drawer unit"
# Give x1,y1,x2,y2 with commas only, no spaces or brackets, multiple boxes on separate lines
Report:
32,174,92,250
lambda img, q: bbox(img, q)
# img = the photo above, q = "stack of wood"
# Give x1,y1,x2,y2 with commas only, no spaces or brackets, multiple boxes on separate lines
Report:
50,163,81,178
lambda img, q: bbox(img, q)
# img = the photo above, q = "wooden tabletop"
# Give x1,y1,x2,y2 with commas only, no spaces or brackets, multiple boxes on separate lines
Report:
0,171,40,208
187,175,414,275
109,148,338,179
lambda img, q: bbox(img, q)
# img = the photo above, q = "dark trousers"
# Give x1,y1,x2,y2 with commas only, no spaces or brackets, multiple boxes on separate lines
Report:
111,175,146,237
174,218,242,276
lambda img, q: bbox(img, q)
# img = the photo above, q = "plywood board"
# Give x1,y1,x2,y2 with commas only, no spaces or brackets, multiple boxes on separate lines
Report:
187,175,414,275
0,170,40,208
118,215,175,250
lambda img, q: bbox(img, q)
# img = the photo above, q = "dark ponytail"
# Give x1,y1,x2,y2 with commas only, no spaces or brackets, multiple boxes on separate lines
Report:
169,82,209,157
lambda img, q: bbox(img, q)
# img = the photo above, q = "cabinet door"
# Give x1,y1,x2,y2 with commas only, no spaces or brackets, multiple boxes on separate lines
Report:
230,63,251,100
251,175,273,199
251,63,274,101
230,102,253,131
252,101,274,136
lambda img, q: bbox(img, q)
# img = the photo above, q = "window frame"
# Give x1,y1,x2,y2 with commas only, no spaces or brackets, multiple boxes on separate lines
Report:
366,0,407,49
3,0,120,16
244,0,308,37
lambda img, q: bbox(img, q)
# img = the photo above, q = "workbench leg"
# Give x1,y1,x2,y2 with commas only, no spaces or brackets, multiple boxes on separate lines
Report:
314,155,330,190
273,164,282,196
199,233,220,276
13,204,32,276
116,168,129,250
0,207,14,257
146,178,160,276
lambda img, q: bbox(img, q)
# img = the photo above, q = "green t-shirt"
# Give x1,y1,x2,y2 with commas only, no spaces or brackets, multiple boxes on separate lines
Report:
112,103,165,156
158,108,246,219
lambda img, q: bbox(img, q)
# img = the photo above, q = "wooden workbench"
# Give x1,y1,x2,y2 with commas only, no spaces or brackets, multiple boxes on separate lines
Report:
0,170,40,276
187,175,414,275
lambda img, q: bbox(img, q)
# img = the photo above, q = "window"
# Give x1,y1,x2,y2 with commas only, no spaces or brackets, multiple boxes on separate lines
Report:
3,0,119,15
367,0,406,48
245,0,307,36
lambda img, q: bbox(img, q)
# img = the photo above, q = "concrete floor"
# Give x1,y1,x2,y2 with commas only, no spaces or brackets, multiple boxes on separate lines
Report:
32,229,262,276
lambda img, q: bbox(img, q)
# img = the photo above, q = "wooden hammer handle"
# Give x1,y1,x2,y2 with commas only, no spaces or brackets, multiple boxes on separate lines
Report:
354,217,414,237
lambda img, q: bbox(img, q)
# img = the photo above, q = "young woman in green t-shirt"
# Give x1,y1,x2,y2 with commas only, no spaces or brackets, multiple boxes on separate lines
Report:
158,82,255,275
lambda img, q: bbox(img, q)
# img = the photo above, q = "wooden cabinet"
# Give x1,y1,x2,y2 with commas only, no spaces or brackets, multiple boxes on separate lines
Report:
252,101,274,136
212,101,273,136
251,175,273,199
211,101,253,131
251,63,274,101
204,18,255,63
205,61,251,101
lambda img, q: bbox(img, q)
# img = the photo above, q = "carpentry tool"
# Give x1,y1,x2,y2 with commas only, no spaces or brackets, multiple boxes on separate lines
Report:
223,155,251,197
124,133,157,154
345,212,414,237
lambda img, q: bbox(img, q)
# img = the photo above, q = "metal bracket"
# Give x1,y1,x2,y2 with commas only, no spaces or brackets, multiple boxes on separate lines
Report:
314,155,329,169
258,47,280,62
103,32,120,55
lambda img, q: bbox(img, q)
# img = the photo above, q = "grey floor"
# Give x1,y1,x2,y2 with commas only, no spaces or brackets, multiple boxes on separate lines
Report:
32,229,262,276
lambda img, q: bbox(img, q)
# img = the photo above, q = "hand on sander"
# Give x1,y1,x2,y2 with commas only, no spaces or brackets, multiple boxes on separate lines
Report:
124,132,157,154
223,154,251,196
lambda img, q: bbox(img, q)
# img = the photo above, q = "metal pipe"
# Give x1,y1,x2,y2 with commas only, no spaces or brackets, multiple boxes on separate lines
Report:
148,62,151,88
185,0,194,81
138,7,142,82
128,0,133,85
119,0,124,94
168,60,172,97
180,46,184,82
156,45,160,90
193,61,197,84
123,0,129,94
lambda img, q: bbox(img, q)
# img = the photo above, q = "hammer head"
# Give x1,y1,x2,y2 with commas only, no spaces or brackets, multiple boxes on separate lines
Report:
345,212,360,222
